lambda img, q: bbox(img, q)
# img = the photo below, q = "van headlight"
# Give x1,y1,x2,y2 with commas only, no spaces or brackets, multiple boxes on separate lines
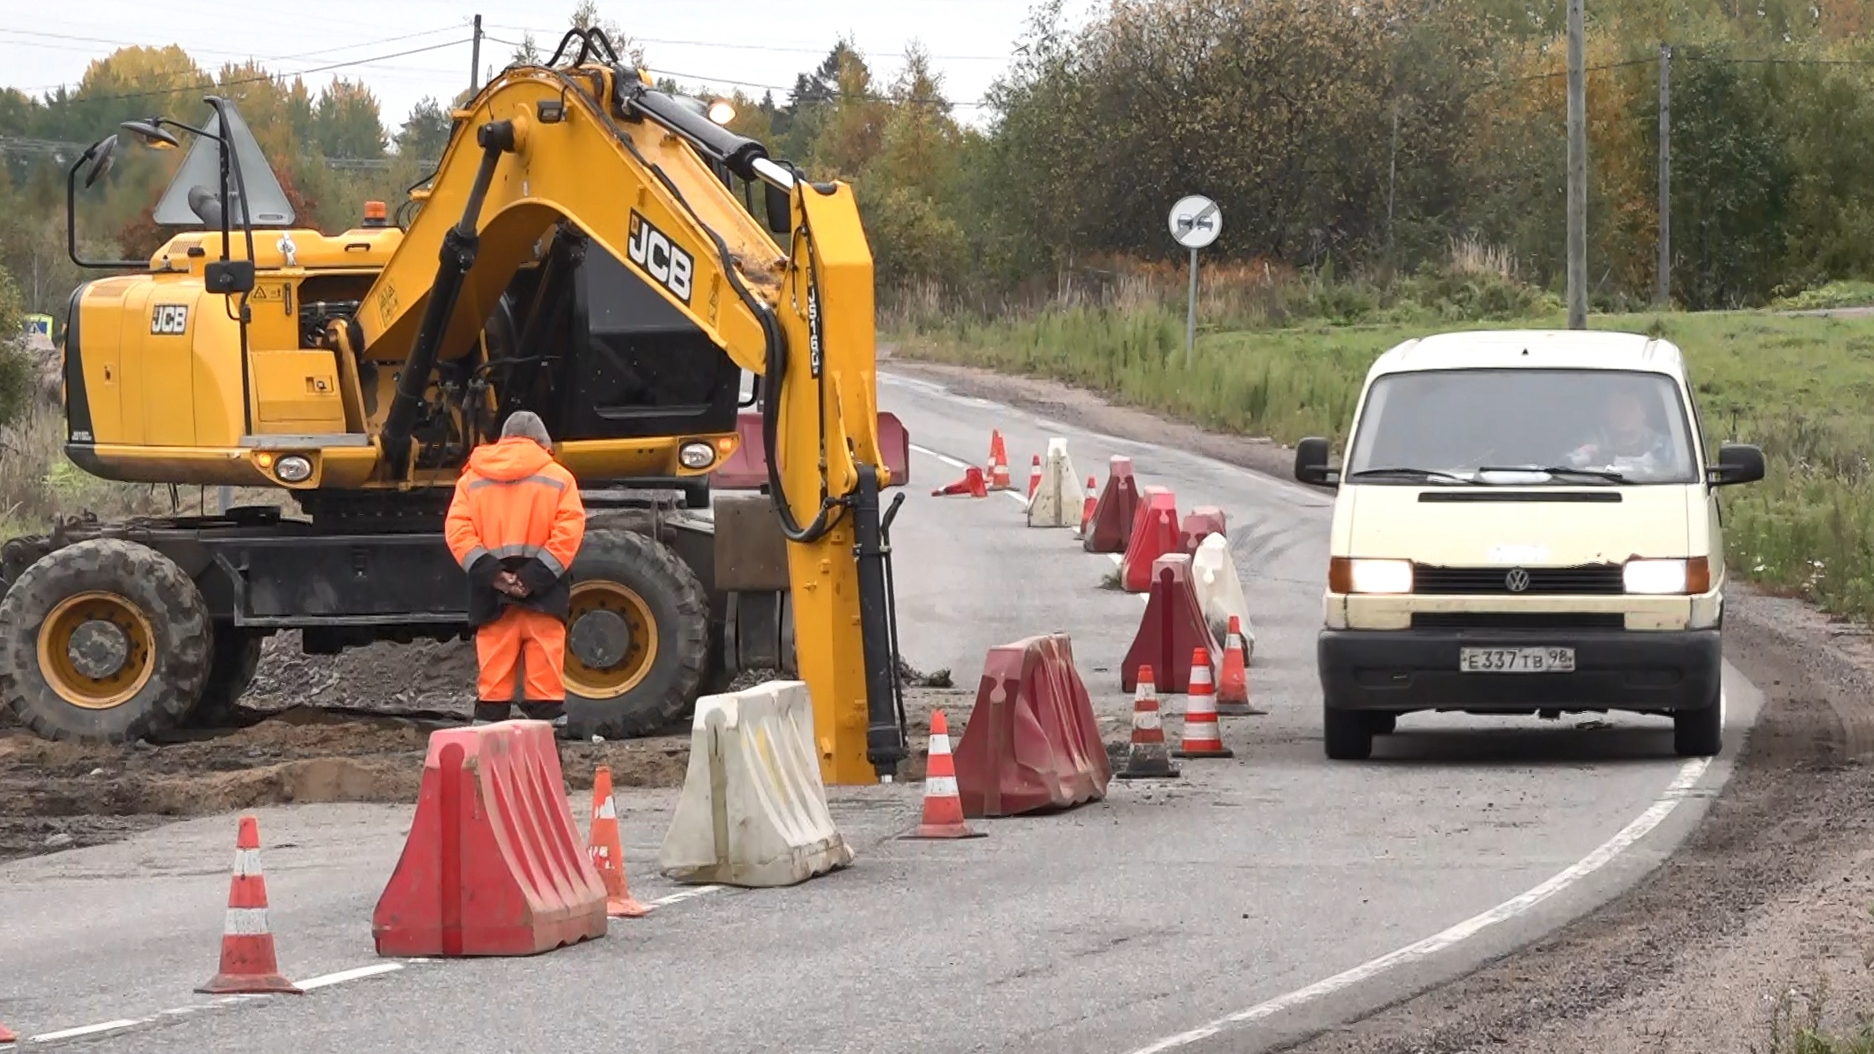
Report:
1624,557,1710,594
678,441,716,470
1330,557,1413,595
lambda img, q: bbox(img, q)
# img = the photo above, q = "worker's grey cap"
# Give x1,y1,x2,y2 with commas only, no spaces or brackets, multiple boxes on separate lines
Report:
502,411,552,448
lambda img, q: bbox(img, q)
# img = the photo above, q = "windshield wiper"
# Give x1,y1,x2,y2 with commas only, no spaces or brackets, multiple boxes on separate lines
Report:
1344,467,1480,484
1476,465,1631,484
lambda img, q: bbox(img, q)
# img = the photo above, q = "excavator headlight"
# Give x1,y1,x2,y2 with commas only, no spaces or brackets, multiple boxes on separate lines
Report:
679,441,717,470
274,455,313,483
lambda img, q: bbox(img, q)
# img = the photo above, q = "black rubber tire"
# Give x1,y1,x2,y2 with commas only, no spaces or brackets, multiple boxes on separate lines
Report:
0,539,212,743
564,529,710,740
1323,702,1373,760
1673,681,1724,758
181,625,264,729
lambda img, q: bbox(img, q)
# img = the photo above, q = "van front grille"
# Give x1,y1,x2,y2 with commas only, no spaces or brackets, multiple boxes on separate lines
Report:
1412,564,1625,596
1410,611,1626,631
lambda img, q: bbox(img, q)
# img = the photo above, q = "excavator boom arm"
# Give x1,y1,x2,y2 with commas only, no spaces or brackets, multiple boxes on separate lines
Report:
357,54,905,782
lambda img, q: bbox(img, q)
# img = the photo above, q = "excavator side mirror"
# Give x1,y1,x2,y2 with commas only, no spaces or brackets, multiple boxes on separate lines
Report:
205,259,256,295
82,135,118,189
764,181,791,235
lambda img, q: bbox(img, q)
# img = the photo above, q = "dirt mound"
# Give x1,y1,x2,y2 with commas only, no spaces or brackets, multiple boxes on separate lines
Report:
243,632,481,716
0,703,691,862
0,685,1018,863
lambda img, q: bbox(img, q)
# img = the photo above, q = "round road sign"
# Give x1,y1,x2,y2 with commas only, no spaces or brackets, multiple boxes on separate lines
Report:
1168,195,1222,249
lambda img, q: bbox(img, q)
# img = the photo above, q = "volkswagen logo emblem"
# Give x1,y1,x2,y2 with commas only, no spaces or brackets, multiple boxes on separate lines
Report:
1505,568,1531,593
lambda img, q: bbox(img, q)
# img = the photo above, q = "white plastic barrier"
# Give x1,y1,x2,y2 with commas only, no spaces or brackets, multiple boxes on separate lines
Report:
1027,437,1085,528
658,681,855,888
1192,533,1255,664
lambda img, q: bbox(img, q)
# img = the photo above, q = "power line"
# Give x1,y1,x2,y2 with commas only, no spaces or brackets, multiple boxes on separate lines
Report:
481,37,988,109
2,23,469,94
11,37,470,104
484,23,1013,62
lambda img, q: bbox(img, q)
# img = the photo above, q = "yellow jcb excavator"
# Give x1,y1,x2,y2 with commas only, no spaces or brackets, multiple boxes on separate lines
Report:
0,30,910,784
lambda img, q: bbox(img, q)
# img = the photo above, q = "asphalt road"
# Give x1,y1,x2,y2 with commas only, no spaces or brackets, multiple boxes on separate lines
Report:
0,370,1762,1053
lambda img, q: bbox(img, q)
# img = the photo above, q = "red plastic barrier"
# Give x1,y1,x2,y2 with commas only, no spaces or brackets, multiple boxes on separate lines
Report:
1081,456,1141,554
954,633,1112,817
1121,490,1181,593
372,721,608,957
1181,506,1227,554
1122,555,1224,694
712,410,910,489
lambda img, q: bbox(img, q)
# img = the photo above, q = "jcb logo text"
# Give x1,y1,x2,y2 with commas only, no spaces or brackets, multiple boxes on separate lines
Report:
626,211,694,305
150,304,189,335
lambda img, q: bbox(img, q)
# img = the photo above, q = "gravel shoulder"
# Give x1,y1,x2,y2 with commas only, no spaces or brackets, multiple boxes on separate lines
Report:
884,355,1874,1052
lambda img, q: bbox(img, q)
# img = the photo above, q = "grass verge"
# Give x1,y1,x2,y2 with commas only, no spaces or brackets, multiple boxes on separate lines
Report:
893,305,1874,624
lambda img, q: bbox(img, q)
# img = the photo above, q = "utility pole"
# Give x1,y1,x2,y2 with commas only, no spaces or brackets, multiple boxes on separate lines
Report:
470,15,484,93
1566,0,1588,329
1656,42,1672,308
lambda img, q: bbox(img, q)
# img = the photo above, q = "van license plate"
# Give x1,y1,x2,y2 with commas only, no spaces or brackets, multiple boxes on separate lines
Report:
1459,647,1576,673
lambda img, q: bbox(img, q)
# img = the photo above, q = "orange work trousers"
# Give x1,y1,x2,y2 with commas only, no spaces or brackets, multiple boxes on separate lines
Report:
476,607,568,702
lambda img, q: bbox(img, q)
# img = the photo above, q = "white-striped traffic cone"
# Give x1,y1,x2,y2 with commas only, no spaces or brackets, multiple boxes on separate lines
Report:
1174,647,1234,758
197,814,303,995
906,710,984,838
1118,666,1181,779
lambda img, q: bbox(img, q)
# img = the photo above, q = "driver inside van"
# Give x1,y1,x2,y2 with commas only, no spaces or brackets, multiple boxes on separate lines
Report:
1567,387,1671,471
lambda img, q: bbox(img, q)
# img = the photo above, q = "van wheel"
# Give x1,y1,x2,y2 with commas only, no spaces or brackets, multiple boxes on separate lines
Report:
1323,703,1372,760
1673,684,1724,758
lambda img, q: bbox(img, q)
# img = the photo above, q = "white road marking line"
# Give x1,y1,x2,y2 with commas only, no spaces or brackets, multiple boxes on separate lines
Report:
295,962,404,991
13,886,733,1047
28,1020,144,1043
908,443,969,470
650,884,725,907
1122,756,1714,1054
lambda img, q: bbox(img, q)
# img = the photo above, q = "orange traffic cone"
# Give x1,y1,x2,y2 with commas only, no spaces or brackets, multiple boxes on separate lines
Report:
1117,666,1181,779
1,1020,17,1043
588,765,650,918
932,465,988,498
1174,647,1234,759
987,431,1013,490
197,815,303,995
906,710,985,839
1078,475,1099,535
1026,454,1043,500
1217,615,1262,716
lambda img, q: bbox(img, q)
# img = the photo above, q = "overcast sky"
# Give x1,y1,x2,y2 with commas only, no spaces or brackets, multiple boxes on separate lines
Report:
0,0,1100,139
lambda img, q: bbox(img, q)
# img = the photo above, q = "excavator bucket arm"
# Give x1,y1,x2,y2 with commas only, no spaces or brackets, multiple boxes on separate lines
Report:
356,46,906,783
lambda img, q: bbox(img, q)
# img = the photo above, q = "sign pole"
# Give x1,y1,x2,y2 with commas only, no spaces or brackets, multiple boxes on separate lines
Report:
1186,246,1198,369
1167,194,1222,370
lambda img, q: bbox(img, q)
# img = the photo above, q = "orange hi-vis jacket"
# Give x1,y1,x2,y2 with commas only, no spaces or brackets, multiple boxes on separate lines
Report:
444,436,587,628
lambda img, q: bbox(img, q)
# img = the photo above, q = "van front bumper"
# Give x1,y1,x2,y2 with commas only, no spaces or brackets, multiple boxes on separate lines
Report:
1318,628,1721,714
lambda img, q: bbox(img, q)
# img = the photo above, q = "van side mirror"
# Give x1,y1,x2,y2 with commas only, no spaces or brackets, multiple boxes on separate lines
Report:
1708,443,1765,486
1294,436,1338,487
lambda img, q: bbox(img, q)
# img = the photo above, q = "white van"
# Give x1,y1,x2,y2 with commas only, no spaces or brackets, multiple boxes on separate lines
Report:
1292,330,1764,761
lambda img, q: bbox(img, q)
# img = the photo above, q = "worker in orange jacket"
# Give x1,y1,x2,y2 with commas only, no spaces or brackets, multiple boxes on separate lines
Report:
444,411,586,731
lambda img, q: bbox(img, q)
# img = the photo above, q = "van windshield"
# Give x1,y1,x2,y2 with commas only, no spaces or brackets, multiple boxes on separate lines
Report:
1344,368,1699,485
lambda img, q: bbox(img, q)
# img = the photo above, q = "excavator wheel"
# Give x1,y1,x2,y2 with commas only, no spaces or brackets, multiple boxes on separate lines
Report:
563,529,709,739
0,539,212,743
180,625,265,729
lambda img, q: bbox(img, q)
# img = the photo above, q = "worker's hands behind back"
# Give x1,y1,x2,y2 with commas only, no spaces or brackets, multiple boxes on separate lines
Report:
494,570,531,598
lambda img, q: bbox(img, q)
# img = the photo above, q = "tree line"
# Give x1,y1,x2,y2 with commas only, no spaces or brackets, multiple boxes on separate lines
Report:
4,0,1874,357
